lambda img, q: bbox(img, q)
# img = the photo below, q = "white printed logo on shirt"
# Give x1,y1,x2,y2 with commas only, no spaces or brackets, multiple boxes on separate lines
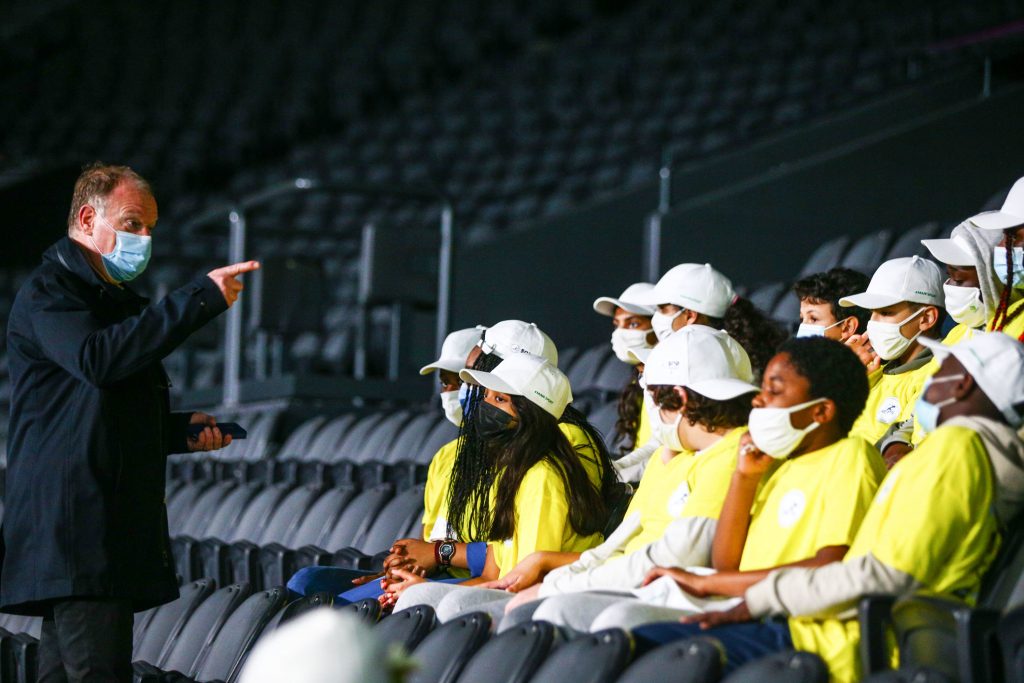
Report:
667,482,690,517
777,489,807,529
876,397,901,425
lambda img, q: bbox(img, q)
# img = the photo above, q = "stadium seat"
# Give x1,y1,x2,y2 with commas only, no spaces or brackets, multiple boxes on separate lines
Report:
374,605,437,652
530,629,632,683
188,586,288,683
884,222,942,260
616,637,723,683
453,619,557,683
840,230,891,273
722,650,830,682
798,235,851,277
174,483,264,583
133,579,216,666
135,583,251,680
997,605,1024,683
408,612,493,683
291,484,396,569
342,598,382,625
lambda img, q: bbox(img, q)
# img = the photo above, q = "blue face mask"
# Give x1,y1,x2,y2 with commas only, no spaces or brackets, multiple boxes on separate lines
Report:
993,246,1024,289
913,374,964,434
458,383,475,420
91,214,152,283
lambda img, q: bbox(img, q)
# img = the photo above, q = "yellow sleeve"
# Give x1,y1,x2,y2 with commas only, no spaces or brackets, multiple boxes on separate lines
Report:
421,439,457,540
622,451,663,520
491,463,574,576
849,427,999,592
679,431,740,520
811,439,887,549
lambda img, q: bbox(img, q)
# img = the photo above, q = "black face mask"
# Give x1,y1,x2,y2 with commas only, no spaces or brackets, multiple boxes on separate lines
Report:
476,401,515,439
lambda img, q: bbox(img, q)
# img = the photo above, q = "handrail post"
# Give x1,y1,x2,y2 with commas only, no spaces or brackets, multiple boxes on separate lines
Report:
645,160,672,281
223,207,246,407
437,201,454,356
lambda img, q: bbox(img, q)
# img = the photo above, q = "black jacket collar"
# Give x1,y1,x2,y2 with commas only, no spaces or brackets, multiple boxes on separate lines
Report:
46,236,147,304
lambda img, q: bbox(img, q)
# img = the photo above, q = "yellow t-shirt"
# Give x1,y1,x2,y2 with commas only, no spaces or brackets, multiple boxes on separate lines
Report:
739,436,886,571
990,297,1024,340
787,425,1000,683
617,428,744,557
422,438,460,541
489,458,605,577
636,398,652,447
849,360,933,448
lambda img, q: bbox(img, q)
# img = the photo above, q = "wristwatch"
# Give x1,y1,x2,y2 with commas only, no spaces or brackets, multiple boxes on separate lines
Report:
435,539,457,567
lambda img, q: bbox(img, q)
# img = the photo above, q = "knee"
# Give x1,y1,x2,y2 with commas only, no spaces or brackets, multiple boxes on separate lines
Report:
394,582,453,613
435,588,507,623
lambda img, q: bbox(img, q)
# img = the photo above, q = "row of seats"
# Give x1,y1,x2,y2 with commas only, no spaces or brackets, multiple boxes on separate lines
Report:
167,479,425,590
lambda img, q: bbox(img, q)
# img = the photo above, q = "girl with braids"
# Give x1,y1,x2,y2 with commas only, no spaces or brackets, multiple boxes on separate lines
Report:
591,283,658,455
968,176,1024,340
387,353,615,610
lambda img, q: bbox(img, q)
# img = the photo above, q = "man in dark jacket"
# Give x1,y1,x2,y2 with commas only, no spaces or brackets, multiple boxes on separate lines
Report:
2,163,259,682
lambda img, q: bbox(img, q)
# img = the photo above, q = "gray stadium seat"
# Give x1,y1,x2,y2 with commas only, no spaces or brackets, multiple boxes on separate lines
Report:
385,413,442,464
616,637,723,683
418,421,459,465
567,345,611,395
530,629,632,683
884,222,942,260
798,235,850,277
133,579,216,666
722,650,829,683
748,282,787,315
190,587,288,683
275,415,330,460
408,612,492,683
454,620,557,683
841,230,891,273
374,605,437,652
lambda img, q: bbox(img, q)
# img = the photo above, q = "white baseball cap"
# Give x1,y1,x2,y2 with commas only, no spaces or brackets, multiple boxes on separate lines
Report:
636,263,736,318
239,610,388,683
968,177,1024,231
839,256,945,310
920,332,1024,428
460,353,572,419
420,326,486,375
921,234,974,267
642,325,758,400
593,283,657,317
479,320,558,366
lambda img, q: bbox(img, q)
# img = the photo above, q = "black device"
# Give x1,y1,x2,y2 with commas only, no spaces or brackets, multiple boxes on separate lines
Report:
186,422,247,440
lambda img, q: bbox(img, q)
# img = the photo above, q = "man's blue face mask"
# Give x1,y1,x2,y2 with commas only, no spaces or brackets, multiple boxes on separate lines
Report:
90,212,152,283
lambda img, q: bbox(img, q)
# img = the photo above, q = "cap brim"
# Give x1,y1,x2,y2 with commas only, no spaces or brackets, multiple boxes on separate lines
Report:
628,347,654,364
419,358,466,375
838,292,904,309
688,378,759,401
969,210,1024,231
592,296,655,317
459,368,519,395
921,238,973,267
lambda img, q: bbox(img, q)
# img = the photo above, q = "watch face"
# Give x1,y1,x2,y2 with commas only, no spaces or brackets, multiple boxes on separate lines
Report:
440,542,455,560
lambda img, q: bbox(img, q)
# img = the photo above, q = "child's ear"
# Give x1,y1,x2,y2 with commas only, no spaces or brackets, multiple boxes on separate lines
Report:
815,398,837,425
919,305,941,333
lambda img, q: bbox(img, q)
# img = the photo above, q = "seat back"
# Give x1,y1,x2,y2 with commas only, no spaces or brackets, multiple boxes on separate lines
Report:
350,410,417,464
177,481,237,538
192,587,288,683
841,230,891,274
321,484,395,551
722,649,829,683
228,485,295,543
330,413,389,462
133,579,215,664
342,598,382,625
385,413,438,464
303,414,359,462
276,415,329,460
167,482,213,532
359,485,426,553
999,605,1024,683
454,620,556,683
288,486,359,548
158,583,251,675
567,345,610,395
408,612,492,683
530,629,631,683
617,637,723,683
798,235,850,276
374,605,436,652
417,422,459,465
979,509,1024,610
202,483,264,540
254,485,323,545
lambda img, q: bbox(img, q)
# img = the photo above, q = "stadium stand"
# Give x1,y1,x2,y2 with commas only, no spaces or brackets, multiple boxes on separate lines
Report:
3,0,1024,681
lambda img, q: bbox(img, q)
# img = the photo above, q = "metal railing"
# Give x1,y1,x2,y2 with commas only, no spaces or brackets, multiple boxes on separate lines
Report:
180,178,453,407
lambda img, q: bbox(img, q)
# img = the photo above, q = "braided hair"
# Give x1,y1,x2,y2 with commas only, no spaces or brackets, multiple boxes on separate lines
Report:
990,227,1024,339
445,354,617,542
612,366,644,454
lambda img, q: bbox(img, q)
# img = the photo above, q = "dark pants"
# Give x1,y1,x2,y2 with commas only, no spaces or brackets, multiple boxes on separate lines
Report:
38,599,134,683
632,619,793,673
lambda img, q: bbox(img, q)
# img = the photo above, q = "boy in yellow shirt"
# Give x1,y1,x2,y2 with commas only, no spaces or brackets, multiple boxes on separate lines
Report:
840,256,945,465
969,176,1024,341
645,332,1024,683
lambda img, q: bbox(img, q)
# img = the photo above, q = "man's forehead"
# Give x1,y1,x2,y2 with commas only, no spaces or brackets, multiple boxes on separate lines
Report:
108,182,158,221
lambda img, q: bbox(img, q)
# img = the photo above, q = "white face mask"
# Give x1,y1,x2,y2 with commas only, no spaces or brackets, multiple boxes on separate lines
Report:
651,309,683,341
796,319,844,339
942,283,985,328
655,410,684,453
440,389,463,427
866,307,927,361
611,328,653,364
748,398,826,459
